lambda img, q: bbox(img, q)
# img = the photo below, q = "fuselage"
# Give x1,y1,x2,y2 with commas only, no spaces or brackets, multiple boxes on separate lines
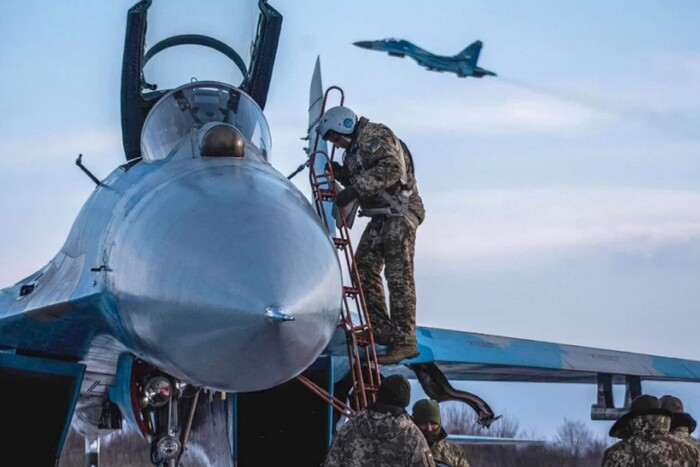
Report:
0,82,343,393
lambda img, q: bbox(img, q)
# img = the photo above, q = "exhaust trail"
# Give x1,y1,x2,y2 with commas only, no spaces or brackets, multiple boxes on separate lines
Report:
497,76,700,139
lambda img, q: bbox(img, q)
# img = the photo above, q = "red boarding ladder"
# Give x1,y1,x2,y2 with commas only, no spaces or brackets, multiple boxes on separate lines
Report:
297,86,382,416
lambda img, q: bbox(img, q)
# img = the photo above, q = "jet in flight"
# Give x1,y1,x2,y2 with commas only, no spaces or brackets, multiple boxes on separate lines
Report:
3,2,700,466
354,38,497,78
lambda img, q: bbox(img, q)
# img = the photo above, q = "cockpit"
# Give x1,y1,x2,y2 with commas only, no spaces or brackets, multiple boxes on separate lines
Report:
140,82,271,163
120,1,281,162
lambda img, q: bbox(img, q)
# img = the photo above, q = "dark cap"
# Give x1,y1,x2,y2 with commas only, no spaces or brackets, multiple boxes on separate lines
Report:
412,399,441,425
377,374,411,408
609,394,671,438
660,395,696,434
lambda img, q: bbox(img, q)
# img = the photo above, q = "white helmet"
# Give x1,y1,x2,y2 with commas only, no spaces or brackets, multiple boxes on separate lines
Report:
318,106,357,139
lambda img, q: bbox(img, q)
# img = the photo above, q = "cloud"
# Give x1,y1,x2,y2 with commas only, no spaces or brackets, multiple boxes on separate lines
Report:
495,55,700,139
653,52,700,80
381,97,601,134
417,188,700,262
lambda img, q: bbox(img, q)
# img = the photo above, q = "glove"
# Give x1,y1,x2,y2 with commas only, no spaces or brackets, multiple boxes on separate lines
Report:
325,161,343,177
336,186,359,208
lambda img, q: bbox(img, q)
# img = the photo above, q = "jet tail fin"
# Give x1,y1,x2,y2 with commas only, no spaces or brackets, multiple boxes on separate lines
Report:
457,40,482,67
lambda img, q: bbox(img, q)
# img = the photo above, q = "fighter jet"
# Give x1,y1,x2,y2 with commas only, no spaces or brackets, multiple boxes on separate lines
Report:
0,1,339,465
354,38,497,78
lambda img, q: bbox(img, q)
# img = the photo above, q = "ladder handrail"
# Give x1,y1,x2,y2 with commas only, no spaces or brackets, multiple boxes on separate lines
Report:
305,86,382,414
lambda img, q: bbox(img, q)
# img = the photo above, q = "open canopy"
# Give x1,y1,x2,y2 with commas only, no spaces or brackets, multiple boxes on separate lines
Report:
121,0,281,161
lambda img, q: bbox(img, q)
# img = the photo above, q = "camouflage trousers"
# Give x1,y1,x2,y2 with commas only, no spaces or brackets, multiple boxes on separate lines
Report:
355,215,417,347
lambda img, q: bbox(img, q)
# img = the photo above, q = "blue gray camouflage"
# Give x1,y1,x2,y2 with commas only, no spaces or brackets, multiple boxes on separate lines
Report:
323,409,436,467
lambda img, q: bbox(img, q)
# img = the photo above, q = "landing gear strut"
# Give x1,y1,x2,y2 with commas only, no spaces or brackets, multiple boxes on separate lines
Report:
137,374,199,466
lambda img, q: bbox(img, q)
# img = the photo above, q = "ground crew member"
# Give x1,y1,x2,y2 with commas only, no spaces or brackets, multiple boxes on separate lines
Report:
660,395,700,462
319,105,426,365
322,374,436,467
602,394,699,467
608,415,633,441
412,399,470,467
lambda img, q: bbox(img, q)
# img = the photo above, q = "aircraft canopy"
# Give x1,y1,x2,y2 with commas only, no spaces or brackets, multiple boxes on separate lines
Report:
140,82,271,162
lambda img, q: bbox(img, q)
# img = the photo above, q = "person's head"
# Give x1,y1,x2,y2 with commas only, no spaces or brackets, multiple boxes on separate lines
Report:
412,399,442,435
318,106,357,149
376,374,411,409
609,394,671,438
660,395,697,434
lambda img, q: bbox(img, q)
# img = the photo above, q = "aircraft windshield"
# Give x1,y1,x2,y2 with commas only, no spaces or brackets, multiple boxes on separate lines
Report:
141,82,271,162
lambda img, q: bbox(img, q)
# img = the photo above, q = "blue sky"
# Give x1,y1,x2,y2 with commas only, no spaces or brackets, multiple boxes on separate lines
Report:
1,0,699,441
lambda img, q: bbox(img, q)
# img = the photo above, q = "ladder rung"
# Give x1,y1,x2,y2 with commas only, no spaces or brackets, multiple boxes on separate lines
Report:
343,286,359,296
350,329,370,342
333,238,349,248
353,336,372,346
338,320,359,332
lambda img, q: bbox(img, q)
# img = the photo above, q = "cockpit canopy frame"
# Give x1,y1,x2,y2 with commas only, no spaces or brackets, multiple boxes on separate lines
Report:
120,0,281,161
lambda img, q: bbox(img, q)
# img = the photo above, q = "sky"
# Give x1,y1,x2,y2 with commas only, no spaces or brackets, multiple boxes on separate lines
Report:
1,0,699,441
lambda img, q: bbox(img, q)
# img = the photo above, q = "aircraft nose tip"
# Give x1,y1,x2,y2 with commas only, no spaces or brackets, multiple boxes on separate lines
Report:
265,305,295,323
112,166,343,392
353,41,373,49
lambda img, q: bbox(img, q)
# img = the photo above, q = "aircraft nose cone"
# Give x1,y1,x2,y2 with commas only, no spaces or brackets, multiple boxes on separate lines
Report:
112,163,342,392
353,41,374,49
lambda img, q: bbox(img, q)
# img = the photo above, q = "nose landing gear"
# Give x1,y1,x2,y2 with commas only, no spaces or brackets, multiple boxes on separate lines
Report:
138,374,200,467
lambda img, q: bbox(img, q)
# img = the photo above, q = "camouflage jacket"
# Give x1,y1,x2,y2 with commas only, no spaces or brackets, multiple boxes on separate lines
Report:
602,415,700,467
428,427,470,467
338,118,425,225
323,408,436,467
669,427,700,463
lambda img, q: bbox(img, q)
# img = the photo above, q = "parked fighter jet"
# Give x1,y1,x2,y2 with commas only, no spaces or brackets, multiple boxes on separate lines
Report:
354,38,497,78
0,1,330,465
3,2,700,467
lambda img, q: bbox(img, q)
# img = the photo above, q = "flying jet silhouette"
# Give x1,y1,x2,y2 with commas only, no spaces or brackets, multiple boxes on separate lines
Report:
354,38,497,78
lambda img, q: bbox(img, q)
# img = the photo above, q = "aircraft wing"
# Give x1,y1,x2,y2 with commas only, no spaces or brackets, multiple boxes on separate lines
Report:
446,434,545,446
325,326,700,422
405,326,700,384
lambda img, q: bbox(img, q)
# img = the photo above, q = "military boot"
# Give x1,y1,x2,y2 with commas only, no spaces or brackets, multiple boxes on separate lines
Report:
354,329,394,346
377,343,419,365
